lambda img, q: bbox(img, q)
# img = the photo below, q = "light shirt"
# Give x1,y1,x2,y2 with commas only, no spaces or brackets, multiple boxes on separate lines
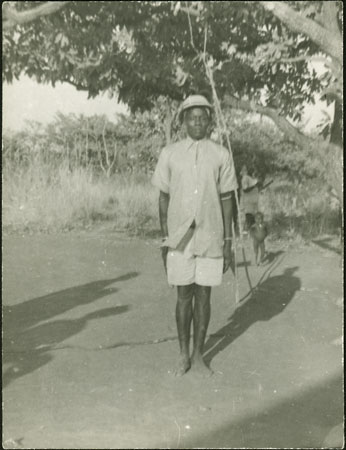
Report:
152,137,238,257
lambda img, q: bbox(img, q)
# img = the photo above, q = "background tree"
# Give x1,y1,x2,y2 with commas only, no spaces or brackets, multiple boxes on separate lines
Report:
3,1,342,199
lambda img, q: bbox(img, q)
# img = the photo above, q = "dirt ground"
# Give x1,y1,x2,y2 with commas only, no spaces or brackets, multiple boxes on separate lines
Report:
2,231,343,449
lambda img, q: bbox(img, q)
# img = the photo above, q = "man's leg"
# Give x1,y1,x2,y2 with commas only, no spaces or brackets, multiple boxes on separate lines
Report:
175,284,194,376
253,239,259,265
191,285,213,376
259,242,265,264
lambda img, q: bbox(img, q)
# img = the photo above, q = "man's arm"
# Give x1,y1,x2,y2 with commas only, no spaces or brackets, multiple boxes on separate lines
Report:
242,183,258,193
220,191,234,274
220,191,233,238
159,191,170,238
242,174,259,193
159,191,170,272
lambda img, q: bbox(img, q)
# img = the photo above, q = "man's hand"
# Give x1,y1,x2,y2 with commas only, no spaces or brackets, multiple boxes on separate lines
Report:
223,241,235,274
161,246,169,273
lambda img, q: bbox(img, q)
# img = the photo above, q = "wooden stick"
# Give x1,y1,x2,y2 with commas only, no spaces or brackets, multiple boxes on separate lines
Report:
231,221,240,303
186,11,254,301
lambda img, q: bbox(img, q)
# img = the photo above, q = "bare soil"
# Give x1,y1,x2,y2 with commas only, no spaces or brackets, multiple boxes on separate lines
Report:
2,232,343,449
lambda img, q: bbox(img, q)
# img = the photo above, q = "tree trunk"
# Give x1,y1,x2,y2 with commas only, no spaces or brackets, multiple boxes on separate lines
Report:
330,101,343,147
261,2,342,67
85,120,89,166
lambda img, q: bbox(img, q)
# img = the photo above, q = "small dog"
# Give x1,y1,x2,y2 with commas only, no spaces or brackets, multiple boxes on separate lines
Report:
250,212,268,265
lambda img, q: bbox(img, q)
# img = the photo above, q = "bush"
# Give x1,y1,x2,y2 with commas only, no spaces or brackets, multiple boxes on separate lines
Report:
2,107,340,239
3,155,340,239
259,180,341,239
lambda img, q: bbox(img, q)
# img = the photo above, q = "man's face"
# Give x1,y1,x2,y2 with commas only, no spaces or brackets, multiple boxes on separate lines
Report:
255,213,264,225
184,107,210,140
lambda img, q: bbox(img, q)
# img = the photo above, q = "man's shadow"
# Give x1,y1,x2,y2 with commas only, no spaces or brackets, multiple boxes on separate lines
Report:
204,267,301,366
312,237,342,255
3,273,139,387
265,250,285,263
3,273,138,335
235,250,284,268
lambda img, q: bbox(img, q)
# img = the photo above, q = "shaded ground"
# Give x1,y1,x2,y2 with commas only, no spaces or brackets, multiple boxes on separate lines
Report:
2,232,343,449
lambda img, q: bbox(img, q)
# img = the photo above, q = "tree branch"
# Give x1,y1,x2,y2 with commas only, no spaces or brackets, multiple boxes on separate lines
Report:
321,1,342,37
102,122,110,168
320,85,342,103
96,140,106,175
276,55,311,64
266,54,333,66
61,78,89,92
223,94,311,148
223,94,342,200
261,2,342,67
3,1,68,29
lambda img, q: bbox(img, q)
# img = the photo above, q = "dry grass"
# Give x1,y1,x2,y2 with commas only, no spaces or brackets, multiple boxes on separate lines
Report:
259,180,341,239
2,161,158,234
3,161,341,240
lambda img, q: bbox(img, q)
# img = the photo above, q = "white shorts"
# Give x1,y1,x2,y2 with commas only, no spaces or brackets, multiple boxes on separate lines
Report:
167,235,223,287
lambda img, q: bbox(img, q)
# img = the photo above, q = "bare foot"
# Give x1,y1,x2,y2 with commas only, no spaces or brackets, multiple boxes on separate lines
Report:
190,357,213,377
174,355,191,377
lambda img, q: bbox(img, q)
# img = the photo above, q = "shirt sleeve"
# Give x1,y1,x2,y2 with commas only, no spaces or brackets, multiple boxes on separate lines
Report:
219,148,238,194
241,175,250,190
151,146,171,193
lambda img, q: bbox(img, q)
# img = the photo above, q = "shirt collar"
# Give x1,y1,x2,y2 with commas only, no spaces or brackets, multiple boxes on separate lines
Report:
186,136,207,150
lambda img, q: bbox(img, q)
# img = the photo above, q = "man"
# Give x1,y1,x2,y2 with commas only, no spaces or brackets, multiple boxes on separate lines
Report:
240,164,260,232
250,211,268,266
152,94,238,377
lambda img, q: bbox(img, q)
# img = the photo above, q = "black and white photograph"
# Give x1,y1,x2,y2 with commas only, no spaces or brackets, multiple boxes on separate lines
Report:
2,1,343,448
